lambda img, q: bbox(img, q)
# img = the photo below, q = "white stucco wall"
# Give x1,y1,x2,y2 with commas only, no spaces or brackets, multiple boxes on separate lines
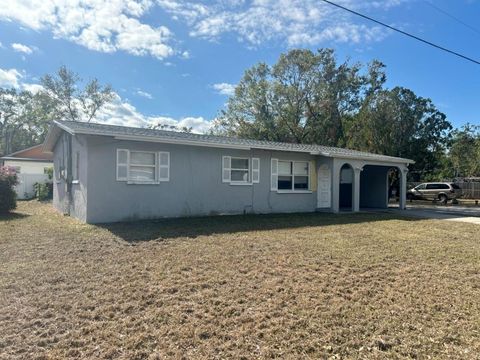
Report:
3,160,52,175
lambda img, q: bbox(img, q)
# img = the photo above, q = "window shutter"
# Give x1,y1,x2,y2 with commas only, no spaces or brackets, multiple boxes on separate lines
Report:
252,158,260,183
159,152,170,182
270,158,278,191
222,156,231,183
116,149,129,181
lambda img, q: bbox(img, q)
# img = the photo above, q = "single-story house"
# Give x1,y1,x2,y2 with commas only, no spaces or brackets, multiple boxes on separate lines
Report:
1,144,53,199
42,120,413,224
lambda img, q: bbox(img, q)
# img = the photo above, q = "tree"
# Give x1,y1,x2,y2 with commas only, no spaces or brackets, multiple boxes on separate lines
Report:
0,88,58,156
213,48,383,146
40,66,115,122
348,87,452,180
213,48,453,181
448,124,480,178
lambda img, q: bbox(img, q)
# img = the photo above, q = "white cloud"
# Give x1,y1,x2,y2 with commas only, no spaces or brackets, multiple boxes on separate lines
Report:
212,82,236,96
22,83,44,94
158,0,406,46
136,89,153,99
11,43,34,54
95,93,212,133
0,68,23,87
0,0,176,60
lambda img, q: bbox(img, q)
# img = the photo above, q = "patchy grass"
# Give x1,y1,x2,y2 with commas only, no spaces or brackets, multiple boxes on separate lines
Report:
1,201,479,359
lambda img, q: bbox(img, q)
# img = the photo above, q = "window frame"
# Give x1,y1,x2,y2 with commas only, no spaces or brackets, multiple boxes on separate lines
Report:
127,150,158,184
229,156,251,185
276,160,311,193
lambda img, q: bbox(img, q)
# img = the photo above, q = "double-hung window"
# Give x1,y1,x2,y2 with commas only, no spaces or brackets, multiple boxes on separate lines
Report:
231,158,250,183
222,156,260,185
273,160,309,192
117,149,170,183
129,151,157,182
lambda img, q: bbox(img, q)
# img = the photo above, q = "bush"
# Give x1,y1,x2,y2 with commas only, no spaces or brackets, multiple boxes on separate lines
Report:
34,182,53,201
0,166,19,214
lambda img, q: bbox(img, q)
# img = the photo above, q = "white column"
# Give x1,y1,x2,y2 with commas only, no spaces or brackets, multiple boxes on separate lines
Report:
399,168,408,210
332,160,340,213
353,167,362,212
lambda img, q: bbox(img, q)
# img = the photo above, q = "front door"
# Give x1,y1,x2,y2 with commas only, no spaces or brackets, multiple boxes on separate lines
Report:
317,164,331,208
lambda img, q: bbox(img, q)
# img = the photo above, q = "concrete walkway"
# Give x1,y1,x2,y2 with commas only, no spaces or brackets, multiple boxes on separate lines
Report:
385,204,480,225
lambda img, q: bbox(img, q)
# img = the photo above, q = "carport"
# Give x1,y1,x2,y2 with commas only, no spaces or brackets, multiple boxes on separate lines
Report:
316,154,412,213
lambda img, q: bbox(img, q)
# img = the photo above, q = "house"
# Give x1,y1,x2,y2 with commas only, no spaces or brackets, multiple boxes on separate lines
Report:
1,144,53,199
42,120,413,223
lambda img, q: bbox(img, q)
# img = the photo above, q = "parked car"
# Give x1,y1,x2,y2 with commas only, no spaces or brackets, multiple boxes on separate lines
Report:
407,182,463,203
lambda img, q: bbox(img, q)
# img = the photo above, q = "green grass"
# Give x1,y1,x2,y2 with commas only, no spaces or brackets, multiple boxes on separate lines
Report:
0,201,479,359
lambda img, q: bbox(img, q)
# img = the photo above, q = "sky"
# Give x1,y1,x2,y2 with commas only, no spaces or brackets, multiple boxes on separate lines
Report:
0,0,479,132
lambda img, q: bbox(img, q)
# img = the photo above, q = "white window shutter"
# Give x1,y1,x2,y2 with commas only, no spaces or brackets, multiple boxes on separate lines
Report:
222,156,231,183
116,149,129,181
252,158,260,183
159,152,170,182
270,158,278,191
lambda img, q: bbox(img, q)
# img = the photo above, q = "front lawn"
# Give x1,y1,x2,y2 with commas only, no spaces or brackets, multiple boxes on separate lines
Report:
1,201,479,359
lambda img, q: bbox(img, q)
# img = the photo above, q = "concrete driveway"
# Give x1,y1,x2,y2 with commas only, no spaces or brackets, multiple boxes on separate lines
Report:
386,203,480,225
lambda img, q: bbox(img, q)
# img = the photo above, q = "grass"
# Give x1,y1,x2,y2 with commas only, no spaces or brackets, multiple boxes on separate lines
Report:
1,201,479,359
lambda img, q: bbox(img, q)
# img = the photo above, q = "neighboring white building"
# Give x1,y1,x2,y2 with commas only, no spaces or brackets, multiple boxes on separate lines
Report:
1,144,53,199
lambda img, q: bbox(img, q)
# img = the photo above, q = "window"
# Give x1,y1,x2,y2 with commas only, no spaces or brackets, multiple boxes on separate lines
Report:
415,184,426,190
222,156,260,185
231,158,250,183
130,151,156,181
274,160,309,191
116,149,170,183
426,183,449,190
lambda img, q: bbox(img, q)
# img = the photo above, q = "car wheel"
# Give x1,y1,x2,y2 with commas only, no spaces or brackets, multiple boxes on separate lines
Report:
407,193,414,201
438,194,448,205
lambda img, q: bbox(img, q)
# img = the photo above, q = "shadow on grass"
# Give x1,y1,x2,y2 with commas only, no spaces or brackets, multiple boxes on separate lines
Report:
0,212,30,222
99,211,420,243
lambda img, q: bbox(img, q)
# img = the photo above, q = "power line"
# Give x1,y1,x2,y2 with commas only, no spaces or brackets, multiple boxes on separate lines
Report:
423,1,480,36
319,0,480,66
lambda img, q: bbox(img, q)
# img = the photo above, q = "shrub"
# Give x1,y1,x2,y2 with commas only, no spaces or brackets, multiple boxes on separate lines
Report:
34,182,53,201
0,166,19,214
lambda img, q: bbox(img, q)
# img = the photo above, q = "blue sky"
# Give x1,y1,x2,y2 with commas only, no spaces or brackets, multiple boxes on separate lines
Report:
0,0,479,132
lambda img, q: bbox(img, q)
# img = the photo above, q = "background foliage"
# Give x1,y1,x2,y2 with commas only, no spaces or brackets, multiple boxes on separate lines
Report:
1,53,479,182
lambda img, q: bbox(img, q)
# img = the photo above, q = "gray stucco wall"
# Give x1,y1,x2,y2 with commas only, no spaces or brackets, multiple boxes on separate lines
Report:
360,165,389,209
85,136,317,223
52,133,66,214
52,133,88,222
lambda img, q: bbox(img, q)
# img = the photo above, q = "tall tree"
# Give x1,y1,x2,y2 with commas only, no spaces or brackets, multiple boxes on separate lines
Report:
213,49,382,146
448,124,480,178
40,66,115,122
348,87,452,180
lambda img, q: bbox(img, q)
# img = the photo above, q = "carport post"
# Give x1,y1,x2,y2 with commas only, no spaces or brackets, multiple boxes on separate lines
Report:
353,167,362,212
399,168,408,210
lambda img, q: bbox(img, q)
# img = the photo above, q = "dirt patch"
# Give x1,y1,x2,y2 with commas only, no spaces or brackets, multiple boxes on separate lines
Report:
1,201,479,359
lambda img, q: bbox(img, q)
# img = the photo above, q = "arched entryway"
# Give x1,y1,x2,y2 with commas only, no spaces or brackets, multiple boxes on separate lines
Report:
339,163,354,211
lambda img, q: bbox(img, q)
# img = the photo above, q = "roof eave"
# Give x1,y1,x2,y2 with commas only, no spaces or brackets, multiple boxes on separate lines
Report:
318,151,415,165
42,120,76,153
0,156,53,162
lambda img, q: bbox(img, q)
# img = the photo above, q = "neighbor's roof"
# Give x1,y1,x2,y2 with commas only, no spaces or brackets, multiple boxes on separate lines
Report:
43,120,414,164
1,144,53,162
